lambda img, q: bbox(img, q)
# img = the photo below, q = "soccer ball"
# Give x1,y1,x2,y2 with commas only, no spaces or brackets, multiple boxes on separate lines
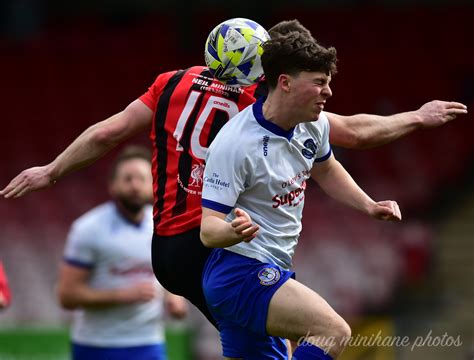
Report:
205,18,270,87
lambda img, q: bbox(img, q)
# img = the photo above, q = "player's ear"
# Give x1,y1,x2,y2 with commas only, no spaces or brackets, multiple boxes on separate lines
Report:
278,74,291,92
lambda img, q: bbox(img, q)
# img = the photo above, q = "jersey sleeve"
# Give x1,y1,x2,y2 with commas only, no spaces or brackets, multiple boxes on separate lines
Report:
63,222,96,269
201,135,250,214
138,70,178,111
314,112,332,163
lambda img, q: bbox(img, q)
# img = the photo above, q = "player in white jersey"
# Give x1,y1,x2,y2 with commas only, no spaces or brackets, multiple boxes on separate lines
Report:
202,100,331,271
57,146,187,360
200,31,401,359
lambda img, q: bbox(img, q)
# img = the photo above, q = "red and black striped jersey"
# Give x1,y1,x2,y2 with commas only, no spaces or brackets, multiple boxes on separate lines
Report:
139,66,267,236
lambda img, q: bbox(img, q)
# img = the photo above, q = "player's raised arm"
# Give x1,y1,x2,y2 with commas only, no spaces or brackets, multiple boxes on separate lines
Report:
0,99,153,199
311,153,401,221
327,100,467,149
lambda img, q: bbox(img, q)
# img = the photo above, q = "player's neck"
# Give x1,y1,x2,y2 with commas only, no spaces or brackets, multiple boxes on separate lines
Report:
262,95,298,130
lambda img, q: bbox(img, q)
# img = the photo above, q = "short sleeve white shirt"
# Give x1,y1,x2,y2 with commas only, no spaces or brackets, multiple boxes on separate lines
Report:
63,202,164,347
202,98,331,269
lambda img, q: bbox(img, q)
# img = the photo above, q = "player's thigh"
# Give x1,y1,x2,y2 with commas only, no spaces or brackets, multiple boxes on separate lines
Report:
266,278,346,341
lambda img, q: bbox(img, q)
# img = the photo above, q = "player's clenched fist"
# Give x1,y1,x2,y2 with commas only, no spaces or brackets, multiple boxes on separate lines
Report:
369,200,402,221
231,208,260,243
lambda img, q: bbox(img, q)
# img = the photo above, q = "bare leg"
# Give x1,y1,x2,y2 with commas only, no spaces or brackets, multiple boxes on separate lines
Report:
266,279,351,358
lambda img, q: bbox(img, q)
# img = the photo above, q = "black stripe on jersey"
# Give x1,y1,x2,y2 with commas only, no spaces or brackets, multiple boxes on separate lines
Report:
206,109,228,148
171,84,205,217
154,69,186,227
253,79,269,100
206,78,243,148
171,69,242,216
205,79,266,148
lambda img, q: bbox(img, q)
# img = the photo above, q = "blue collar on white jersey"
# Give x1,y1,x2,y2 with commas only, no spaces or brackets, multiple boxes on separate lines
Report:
252,97,295,141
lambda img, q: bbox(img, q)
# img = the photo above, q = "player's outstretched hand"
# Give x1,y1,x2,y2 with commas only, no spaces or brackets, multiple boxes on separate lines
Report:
231,208,259,243
0,165,55,199
369,200,401,221
164,293,188,319
417,101,467,128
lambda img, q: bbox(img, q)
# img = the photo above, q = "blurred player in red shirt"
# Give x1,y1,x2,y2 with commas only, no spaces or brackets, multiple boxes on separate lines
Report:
0,261,11,309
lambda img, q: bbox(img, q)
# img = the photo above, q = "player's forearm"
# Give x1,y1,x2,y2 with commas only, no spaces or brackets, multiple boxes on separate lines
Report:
200,215,242,248
312,159,375,215
1,100,152,199
332,111,422,149
48,114,125,182
58,285,129,310
339,101,468,149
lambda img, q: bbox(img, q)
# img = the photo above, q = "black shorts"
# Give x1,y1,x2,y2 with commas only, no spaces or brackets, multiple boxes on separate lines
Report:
151,227,216,327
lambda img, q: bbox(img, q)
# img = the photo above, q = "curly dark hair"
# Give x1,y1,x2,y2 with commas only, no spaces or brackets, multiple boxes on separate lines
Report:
268,19,313,39
262,30,337,89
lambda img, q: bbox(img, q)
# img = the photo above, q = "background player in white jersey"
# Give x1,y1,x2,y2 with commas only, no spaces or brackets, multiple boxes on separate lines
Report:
200,31,402,359
57,146,187,360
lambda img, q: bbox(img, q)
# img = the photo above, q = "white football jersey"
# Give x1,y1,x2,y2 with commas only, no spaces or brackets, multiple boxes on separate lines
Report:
63,202,164,347
202,98,331,269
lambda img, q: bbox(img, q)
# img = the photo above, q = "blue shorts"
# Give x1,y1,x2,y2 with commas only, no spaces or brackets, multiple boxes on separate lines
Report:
72,343,167,360
202,248,294,359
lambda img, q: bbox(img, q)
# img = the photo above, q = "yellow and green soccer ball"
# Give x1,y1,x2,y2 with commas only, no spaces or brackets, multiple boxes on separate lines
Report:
205,18,270,87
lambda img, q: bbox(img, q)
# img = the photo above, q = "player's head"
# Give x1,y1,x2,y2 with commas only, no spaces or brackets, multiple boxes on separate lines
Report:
261,31,337,90
109,145,153,214
262,30,337,121
268,19,313,39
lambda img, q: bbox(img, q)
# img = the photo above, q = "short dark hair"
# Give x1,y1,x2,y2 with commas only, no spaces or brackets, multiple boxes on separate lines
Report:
110,145,152,180
268,19,313,39
262,30,337,89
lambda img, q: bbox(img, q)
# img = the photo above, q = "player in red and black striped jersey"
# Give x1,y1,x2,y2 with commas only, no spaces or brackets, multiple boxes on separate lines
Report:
138,66,268,325
139,66,267,237
1,22,467,326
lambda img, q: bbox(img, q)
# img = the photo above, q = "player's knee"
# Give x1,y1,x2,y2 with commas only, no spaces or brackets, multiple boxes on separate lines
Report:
327,319,351,356
337,319,351,342
304,316,351,355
